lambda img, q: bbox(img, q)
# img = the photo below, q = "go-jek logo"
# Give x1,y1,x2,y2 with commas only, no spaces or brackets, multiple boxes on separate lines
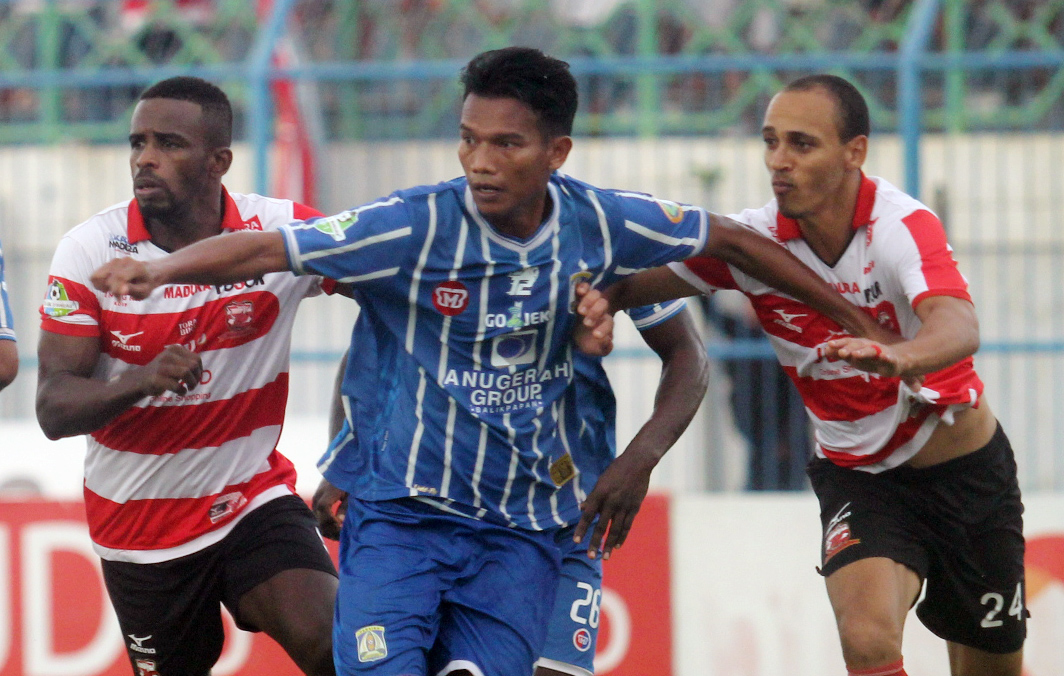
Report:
433,281,469,316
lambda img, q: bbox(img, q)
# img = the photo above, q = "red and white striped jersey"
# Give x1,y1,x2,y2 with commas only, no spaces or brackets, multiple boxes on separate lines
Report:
671,175,983,473
39,189,326,562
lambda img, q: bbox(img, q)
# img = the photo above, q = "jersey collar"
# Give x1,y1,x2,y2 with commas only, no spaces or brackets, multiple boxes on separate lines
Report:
127,187,244,243
774,173,877,242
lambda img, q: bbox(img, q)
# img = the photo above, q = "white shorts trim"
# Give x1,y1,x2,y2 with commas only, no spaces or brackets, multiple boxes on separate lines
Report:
437,660,486,676
532,657,593,676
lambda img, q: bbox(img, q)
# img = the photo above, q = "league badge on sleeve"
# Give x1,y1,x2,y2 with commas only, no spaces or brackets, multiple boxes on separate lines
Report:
43,279,79,317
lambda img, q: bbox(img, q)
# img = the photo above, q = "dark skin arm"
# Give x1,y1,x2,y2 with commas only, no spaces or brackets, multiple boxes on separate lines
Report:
36,331,202,439
311,350,350,540
607,215,890,341
0,340,17,391
574,307,708,560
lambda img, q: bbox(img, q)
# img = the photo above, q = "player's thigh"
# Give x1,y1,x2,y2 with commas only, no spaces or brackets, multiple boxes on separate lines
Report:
333,498,455,676
102,551,225,676
431,522,561,676
222,495,338,639
946,642,1023,676
824,557,922,635
534,528,602,676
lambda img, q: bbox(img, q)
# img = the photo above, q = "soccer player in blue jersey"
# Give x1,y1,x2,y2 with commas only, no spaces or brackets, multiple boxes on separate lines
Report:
0,236,18,391
313,300,707,676
92,47,885,676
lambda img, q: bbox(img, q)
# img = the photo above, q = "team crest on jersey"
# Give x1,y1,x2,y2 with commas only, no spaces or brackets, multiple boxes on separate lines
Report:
134,659,159,676
433,281,469,316
225,300,255,331
313,210,357,241
656,198,685,224
208,492,247,524
549,452,577,487
42,280,79,317
491,329,537,367
356,625,387,662
573,627,593,652
568,271,594,312
507,267,539,296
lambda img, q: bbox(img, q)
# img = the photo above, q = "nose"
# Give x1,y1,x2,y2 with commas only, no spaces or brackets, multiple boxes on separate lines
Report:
766,145,791,173
134,141,159,171
464,141,495,176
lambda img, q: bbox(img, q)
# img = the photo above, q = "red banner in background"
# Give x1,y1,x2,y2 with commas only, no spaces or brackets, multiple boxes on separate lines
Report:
596,493,672,676
0,497,672,676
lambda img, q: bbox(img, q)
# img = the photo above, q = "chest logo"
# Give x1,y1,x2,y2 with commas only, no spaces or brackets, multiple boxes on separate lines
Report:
111,330,144,345
432,281,469,316
507,267,539,296
772,308,807,333
491,329,538,367
225,300,255,331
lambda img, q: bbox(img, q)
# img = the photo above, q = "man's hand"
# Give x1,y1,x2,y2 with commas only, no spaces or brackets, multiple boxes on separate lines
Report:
572,448,655,560
91,258,161,300
573,282,614,357
137,345,203,396
311,478,348,540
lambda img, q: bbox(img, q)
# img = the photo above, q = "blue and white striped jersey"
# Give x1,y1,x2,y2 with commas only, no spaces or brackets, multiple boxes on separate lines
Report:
0,237,15,342
286,173,707,530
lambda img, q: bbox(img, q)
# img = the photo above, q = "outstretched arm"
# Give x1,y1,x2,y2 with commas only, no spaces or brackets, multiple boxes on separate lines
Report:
824,295,978,379
91,231,289,299
574,308,709,560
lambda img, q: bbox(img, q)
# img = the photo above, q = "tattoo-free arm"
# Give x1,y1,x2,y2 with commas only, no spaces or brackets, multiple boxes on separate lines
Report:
312,350,350,540
825,295,978,378
0,340,17,391
91,231,289,299
574,308,709,559
36,331,202,439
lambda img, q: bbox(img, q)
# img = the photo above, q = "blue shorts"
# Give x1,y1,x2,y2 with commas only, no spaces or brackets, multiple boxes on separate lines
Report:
534,526,603,676
334,497,561,676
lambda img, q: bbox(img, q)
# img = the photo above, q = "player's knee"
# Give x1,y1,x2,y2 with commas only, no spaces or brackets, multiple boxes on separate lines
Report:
837,613,903,669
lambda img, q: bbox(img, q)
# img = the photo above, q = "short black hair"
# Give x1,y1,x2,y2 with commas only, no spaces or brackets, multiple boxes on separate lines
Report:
783,74,870,143
139,76,233,148
460,47,578,138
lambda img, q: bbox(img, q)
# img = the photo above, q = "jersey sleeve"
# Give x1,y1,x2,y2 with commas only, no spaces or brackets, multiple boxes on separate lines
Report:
39,235,103,337
279,194,415,286
0,241,15,342
879,209,971,309
290,202,341,297
626,299,688,331
600,190,708,273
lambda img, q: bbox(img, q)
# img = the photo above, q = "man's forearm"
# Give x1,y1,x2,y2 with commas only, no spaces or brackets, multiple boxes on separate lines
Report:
705,216,875,337
36,372,148,439
154,231,290,286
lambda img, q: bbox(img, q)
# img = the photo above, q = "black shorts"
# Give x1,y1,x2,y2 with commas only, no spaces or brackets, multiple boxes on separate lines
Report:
102,495,337,676
807,423,1027,654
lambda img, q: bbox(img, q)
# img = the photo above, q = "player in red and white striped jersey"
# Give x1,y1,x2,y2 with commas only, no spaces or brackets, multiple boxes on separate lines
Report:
36,77,338,676
592,75,1025,676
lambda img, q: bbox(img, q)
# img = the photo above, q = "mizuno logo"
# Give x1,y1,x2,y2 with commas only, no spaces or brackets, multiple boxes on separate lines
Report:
774,309,806,324
110,330,144,345
128,634,151,647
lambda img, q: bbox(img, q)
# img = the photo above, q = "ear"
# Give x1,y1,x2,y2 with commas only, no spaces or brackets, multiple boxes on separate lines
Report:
210,147,233,179
845,135,867,171
548,135,573,172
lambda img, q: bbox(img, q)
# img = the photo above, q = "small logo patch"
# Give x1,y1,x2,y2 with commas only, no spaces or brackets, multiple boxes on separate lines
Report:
208,492,247,524
43,280,79,317
824,520,860,562
490,329,537,367
656,198,685,223
549,452,577,487
356,625,388,662
573,627,592,652
433,281,470,316
313,210,358,241
134,659,159,676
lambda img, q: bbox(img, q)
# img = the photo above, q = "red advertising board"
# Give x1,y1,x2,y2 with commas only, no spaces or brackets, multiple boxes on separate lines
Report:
0,497,672,676
596,493,672,676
